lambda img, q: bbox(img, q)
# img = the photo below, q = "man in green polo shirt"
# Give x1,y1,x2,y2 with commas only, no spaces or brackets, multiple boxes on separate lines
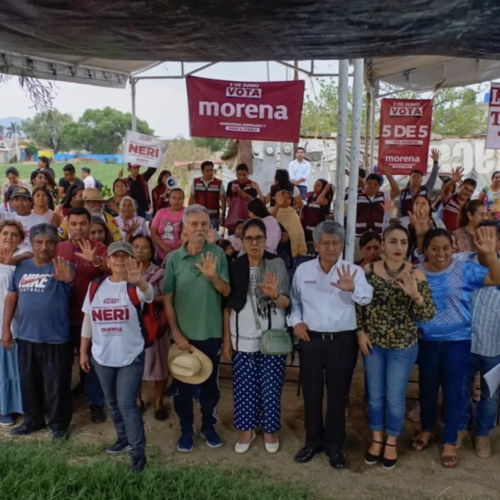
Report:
163,204,230,453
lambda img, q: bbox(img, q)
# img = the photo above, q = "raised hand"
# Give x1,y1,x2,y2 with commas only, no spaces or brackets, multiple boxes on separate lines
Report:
195,251,218,279
0,246,14,265
257,272,279,298
408,208,432,236
330,264,357,292
125,258,142,285
124,219,140,235
107,200,119,214
475,226,498,255
378,164,390,176
396,271,420,299
75,239,96,262
118,168,124,179
451,166,464,183
52,257,73,283
275,191,285,207
430,148,440,162
251,181,261,191
383,198,395,214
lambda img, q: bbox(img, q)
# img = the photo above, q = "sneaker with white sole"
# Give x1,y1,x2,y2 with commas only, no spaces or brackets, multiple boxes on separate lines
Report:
0,414,15,426
177,432,194,452
475,436,491,458
107,438,132,455
200,428,223,448
235,432,256,454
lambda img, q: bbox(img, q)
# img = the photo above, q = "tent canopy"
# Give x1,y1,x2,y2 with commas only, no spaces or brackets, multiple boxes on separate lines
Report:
2,1,500,88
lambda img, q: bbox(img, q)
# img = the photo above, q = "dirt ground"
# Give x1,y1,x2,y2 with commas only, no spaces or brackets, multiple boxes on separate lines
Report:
1,354,499,500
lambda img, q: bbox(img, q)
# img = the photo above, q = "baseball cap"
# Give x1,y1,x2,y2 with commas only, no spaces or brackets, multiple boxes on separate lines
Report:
107,241,134,257
11,186,32,199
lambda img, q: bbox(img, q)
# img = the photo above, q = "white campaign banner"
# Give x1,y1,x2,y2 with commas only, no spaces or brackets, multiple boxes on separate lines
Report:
486,83,500,149
123,131,168,168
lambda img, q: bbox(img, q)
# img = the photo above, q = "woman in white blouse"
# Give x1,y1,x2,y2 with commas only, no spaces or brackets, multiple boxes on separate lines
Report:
113,196,149,242
80,241,153,473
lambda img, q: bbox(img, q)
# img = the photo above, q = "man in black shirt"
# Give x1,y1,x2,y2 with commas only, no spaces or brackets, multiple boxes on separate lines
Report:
225,163,259,203
58,164,84,200
123,163,156,218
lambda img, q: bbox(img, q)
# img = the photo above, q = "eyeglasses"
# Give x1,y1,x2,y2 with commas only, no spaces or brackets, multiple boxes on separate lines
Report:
242,235,266,245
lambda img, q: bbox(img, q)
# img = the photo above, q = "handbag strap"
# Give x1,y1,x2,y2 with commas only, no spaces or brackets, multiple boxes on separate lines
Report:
248,293,262,332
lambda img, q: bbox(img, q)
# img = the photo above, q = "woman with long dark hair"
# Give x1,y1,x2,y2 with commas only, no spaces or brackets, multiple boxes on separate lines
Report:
479,171,500,216
453,200,488,253
30,170,59,203
247,198,281,254
300,179,334,242
32,187,59,226
152,170,172,218
105,179,129,218
89,217,114,247
54,184,84,219
263,169,303,209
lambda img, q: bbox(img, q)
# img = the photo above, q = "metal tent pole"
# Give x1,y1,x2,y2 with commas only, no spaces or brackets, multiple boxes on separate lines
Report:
334,60,349,223
345,59,364,262
364,91,371,169
369,82,378,173
131,78,137,132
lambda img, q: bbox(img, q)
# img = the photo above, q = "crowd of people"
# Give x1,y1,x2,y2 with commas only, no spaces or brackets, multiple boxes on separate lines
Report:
0,149,499,474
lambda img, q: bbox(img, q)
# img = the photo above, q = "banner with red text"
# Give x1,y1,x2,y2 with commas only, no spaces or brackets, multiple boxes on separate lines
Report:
186,76,305,142
486,83,500,149
378,99,433,175
123,131,168,169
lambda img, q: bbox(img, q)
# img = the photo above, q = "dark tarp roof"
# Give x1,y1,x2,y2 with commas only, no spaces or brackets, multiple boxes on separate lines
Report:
2,0,500,62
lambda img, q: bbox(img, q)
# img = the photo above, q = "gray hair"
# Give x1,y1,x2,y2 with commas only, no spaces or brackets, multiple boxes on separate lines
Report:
29,223,59,245
312,220,345,243
182,204,210,224
119,196,138,214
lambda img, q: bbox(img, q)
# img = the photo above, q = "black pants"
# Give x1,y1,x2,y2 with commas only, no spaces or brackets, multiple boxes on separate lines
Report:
173,338,221,433
298,330,358,455
17,339,73,432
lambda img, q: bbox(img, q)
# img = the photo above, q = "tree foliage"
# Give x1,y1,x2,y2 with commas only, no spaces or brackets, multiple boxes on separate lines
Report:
301,79,487,138
22,110,73,153
192,137,228,152
22,107,154,154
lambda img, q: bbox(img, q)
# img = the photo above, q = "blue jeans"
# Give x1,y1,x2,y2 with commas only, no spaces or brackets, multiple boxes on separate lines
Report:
363,344,418,437
418,339,471,444
297,185,307,199
459,352,500,436
173,338,221,434
211,217,220,231
92,352,146,459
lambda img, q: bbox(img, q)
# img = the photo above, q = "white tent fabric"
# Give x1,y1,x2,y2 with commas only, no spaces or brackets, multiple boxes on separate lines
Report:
366,57,500,93
0,50,159,88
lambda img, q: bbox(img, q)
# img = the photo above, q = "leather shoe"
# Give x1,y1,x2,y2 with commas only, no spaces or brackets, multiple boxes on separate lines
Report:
295,446,322,464
328,452,346,470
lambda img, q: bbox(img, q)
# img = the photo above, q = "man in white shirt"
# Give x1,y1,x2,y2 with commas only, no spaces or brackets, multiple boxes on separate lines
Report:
81,167,96,189
290,220,373,470
288,147,311,199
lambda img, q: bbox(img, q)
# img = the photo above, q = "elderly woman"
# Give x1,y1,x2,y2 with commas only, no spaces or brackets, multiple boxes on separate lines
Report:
453,200,488,253
80,241,154,473
410,216,500,468
223,218,290,454
357,224,435,470
105,179,129,218
131,234,169,421
113,196,149,242
0,220,25,425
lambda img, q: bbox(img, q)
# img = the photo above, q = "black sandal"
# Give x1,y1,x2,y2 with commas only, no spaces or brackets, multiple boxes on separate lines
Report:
382,442,397,470
364,439,385,465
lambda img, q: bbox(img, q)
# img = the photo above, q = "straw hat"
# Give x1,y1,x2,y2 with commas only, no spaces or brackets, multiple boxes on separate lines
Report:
168,344,213,385
71,188,105,207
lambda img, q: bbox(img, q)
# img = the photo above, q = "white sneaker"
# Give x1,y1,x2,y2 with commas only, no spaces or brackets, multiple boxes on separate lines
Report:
235,432,256,454
265,437,280,454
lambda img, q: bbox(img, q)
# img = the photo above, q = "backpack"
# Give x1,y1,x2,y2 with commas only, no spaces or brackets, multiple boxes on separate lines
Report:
88,277,163,348
95,178,103,191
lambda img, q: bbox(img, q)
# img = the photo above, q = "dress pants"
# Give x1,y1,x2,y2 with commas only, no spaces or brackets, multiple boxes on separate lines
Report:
17,339,73,432
299,330,358,455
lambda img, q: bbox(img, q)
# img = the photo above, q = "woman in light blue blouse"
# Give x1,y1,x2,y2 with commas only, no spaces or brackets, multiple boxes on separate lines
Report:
410,223,500,468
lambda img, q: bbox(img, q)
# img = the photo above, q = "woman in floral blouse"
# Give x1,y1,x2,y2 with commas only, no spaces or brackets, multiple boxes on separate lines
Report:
357,224,435,470
452,200,488,253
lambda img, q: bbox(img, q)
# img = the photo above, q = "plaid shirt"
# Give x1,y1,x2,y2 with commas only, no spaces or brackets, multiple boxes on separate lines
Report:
459,252,500,357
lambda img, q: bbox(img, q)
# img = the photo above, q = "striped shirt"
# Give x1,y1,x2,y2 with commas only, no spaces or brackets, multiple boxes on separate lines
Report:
441,194,462,232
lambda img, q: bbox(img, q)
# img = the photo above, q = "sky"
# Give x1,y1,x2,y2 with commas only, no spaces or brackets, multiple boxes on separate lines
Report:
0,60,341,139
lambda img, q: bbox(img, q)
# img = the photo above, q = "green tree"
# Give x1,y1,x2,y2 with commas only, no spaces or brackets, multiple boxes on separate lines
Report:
23,141,38,157
192,137,228,152
5,121,22,138
65,107,153,154
22,110,74,152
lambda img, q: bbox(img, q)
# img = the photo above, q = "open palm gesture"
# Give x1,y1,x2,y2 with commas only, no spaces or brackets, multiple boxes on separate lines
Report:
451,166,464,183
430,148,440,162
0,245,14,265
52,257,73,283
126,259,142,285
124,219,140,235
75,239,96,262
396,271,419,298
475,226,497,255
383,198,394,214
257,272,279,298
408,207,432,236
330,264,357,292
195,251,218,279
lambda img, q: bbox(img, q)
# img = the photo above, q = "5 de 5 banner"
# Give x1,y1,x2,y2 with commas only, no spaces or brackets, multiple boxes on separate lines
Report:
378,99,433,175
186,76,305,142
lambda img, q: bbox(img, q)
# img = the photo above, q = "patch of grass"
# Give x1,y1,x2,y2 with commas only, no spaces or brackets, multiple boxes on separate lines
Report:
0,440,311,500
